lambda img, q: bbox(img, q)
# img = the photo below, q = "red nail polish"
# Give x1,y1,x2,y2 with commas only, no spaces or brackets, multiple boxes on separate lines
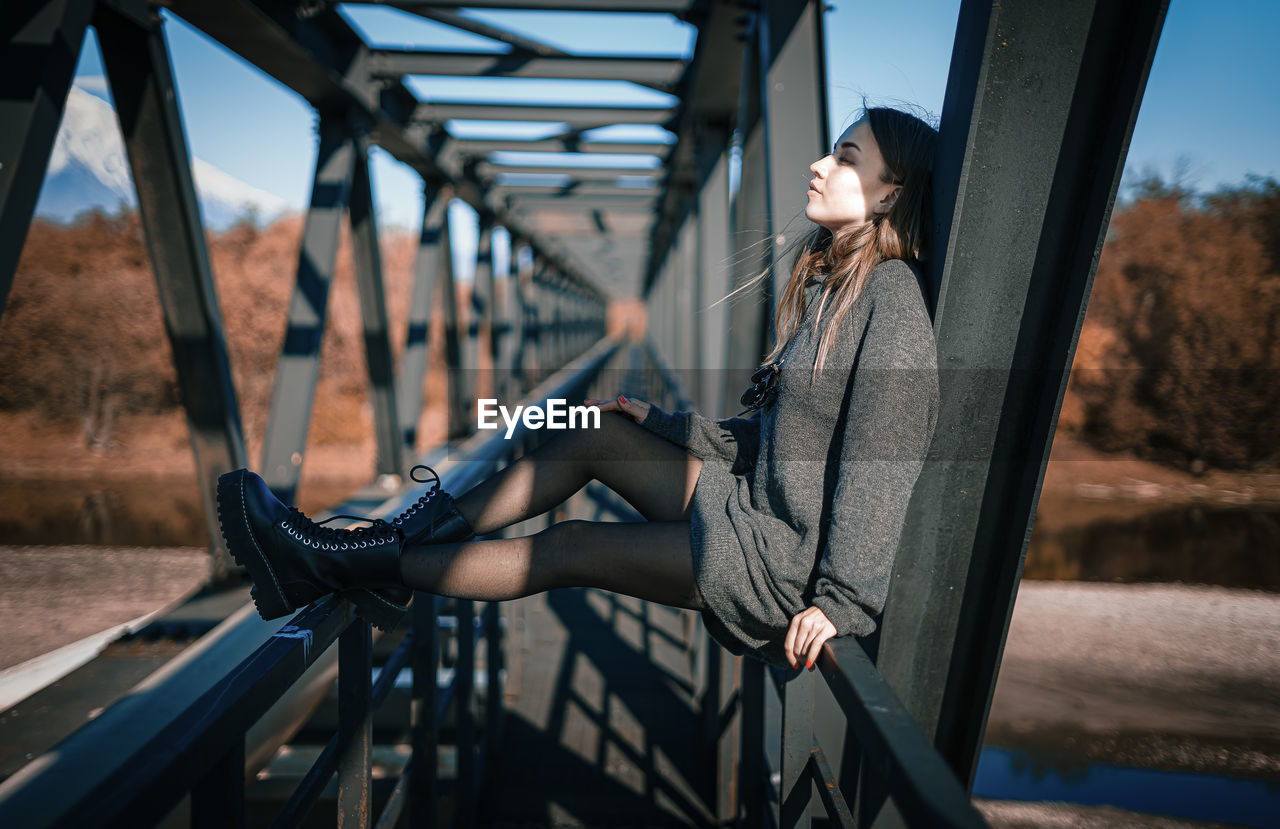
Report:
619,395,627,404
805,661,812,670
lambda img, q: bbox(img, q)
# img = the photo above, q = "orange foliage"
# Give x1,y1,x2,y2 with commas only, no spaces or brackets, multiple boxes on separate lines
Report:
1063,177,1280,470
0,210,428,458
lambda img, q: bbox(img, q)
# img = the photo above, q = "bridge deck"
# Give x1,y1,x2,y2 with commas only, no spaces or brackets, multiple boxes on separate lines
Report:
483,588,715,827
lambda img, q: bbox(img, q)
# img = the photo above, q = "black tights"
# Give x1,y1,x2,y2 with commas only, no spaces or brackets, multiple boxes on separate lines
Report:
398,412,706,611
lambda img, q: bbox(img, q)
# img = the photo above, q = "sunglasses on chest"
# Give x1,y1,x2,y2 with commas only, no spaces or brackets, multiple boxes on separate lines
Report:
736,353,788,417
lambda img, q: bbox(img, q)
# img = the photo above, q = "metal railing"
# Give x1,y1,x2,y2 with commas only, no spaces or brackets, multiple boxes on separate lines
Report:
0,337,627,828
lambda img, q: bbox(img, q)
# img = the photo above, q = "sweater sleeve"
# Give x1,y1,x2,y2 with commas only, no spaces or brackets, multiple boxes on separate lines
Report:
808,271,940,637
638,404,762,475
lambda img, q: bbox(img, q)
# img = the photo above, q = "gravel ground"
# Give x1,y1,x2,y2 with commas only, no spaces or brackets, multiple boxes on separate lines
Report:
0,545,208,669
988,580,1280,778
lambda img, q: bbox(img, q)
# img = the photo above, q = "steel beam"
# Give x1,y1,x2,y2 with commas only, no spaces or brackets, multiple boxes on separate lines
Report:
781,671,816,828
398,182,449,450
368,49,686,91
390,5,567,56
260,118,355,503
337,622,373,829
411,101,676,128
409,592,439,828
453,137,672,157
694,128,733,415
757,0,828,309
493,182,659,197
438,205,471,439
363,0,694,13
0,0,95,318
481,162,660,180
95,5,248,582
643,0,746,289
876,0,1169,802
506,194,659,211
349,137,405,479
165,0,604,299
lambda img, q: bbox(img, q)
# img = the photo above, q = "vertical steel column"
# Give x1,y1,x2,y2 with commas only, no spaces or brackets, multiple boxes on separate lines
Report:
511,242,535,397
677,215,698,378
726,14,771,375
0,0,95,316
528,262,544,387
875,0,1169,805
739,658,766,826
338,620,373,829
456,599,476,827
780,671,815,828
695,126,733,414
550,281,564,370
409,592,439,828
465,218,493,408
436,205,469,441
760,0,828,307
260,117,355,502
483,600,503,783
349,136,404,479
191,737,246,829
95,6,247,581
728,0,828,372
493,231,518,404
398,182,448,451
711,649,742,824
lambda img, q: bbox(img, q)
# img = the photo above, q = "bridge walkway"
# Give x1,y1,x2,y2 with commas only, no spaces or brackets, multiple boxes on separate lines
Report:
482,587,714,827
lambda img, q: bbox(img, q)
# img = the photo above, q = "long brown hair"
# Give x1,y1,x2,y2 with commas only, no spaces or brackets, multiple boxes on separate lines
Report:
720,106,938,383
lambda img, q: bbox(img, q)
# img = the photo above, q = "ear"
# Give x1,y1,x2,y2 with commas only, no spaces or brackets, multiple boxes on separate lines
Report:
872,185,901,216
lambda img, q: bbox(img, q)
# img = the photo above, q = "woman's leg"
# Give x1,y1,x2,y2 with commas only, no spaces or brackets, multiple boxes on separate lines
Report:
449,411,703,533
400,412,706,609
399,519,701,610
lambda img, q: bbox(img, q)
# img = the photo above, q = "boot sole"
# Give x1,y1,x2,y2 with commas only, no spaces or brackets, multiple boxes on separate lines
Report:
217,469,294,622
217,470,408,632
342,588,409,633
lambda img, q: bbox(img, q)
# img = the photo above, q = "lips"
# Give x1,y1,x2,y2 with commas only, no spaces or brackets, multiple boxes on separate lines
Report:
808,181,821,194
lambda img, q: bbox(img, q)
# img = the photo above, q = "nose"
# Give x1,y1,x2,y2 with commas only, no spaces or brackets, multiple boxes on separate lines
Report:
809,153,832,176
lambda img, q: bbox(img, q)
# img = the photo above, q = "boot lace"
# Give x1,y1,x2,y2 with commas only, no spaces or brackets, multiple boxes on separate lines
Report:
391,464,444,529
279,509,402,551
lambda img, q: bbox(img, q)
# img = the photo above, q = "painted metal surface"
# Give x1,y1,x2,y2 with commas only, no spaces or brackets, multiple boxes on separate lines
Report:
877,0,1169,803
95,4,247,579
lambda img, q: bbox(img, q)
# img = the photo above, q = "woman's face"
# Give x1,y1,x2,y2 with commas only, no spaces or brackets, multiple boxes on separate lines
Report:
805,118,900,233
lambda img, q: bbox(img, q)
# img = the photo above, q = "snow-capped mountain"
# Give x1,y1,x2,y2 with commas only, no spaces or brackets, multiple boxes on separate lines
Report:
36,85,291,230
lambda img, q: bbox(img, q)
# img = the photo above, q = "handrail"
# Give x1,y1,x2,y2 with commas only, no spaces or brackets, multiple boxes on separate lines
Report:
0,595,351,828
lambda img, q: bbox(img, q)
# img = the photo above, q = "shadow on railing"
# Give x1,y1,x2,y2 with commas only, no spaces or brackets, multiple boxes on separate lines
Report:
639,341,989,829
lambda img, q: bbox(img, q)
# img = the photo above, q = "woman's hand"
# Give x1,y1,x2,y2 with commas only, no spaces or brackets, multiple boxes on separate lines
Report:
583,394,652,425
784,606,837,670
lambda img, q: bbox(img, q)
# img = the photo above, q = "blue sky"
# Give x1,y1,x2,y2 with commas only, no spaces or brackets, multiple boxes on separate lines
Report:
70,1,1279,243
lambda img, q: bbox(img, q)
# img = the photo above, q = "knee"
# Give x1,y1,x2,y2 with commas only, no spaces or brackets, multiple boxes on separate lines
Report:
537,519,591,583
547,410,631,465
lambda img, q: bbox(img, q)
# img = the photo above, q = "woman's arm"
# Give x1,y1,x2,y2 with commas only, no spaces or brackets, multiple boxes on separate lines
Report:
793,269,940,665
637,404,762,475
583,395,762,474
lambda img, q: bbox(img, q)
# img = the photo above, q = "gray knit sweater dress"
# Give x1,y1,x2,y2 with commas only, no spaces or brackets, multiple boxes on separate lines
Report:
637,257,939,669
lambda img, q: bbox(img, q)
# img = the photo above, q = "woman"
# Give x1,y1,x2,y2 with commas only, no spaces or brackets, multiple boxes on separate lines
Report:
217,105,940,674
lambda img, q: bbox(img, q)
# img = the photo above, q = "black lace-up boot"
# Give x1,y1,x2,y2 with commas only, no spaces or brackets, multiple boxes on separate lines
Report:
390,464,477,548
217,468,406,627
338,465,478,626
